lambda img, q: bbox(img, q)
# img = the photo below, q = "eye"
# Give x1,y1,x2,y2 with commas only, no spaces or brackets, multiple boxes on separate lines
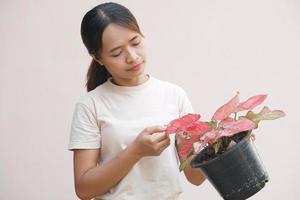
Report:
132,41,140,46
111,51,122,57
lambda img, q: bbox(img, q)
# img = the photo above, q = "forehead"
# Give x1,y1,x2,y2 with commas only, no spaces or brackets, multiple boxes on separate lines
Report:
101,23,139,50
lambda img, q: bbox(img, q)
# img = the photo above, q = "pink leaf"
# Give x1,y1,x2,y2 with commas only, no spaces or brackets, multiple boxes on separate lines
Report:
236,94,267,112
165,114,200,134
179,135,201,158
184,121,212,137
219,117,236,128
176,121,212,158
220,118,256,137
179,125,218,158
195,130,222,153
204,130,222,143
212,92,240,122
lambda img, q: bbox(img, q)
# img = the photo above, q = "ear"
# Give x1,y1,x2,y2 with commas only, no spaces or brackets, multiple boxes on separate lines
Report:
91,54,104,65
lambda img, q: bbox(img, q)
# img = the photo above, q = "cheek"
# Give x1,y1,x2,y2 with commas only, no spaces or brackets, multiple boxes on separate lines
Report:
104,58,125,72
137,45,147,58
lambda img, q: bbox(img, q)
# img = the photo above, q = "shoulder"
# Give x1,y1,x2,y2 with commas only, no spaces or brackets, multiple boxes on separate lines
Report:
74,85,106,109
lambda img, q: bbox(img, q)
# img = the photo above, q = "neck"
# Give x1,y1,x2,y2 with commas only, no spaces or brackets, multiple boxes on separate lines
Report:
111,74,149,86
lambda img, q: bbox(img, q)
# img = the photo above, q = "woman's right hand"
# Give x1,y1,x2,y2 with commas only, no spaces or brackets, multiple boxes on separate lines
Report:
130,126,171,158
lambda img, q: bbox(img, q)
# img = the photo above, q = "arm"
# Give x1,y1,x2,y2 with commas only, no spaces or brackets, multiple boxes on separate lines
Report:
73,126,170,200
73,145,140,200
175,135,206,186
178,152,206,186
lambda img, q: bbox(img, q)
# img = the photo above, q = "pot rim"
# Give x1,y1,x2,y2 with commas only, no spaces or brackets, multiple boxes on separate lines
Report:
192,130,253,167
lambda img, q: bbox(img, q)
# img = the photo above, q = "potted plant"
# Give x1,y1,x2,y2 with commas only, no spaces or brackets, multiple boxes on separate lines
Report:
165,92,285,200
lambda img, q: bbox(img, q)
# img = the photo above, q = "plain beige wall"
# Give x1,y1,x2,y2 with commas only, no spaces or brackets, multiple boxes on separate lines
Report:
1,0,299,199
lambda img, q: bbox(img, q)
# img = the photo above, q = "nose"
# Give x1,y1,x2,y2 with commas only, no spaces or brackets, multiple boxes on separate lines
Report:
125,48,139,63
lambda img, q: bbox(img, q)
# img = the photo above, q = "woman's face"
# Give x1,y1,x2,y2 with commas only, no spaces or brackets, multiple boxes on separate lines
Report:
98,23,147,83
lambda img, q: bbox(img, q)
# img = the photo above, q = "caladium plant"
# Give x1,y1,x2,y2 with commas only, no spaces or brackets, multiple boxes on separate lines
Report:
165,92,286,171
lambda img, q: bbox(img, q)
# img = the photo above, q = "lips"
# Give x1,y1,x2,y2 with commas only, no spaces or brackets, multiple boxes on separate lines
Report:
128,61,143,71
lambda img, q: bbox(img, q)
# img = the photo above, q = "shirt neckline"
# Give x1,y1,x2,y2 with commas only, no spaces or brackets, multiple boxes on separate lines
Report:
106,74,153,92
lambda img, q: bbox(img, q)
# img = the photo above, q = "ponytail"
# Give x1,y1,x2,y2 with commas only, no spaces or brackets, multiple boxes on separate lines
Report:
86,59,111,92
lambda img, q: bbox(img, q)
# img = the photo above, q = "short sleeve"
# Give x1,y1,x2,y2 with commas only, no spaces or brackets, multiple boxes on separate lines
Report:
178,87,195,117
68,103,101,150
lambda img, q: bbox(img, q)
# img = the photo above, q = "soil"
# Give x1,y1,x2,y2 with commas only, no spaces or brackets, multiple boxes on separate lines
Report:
194,130,251,163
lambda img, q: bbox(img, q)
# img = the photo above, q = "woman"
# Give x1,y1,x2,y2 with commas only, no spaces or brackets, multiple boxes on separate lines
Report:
68,2,205,200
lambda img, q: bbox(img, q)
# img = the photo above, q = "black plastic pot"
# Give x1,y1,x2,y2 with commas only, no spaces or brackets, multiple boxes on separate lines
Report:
191,135,269,200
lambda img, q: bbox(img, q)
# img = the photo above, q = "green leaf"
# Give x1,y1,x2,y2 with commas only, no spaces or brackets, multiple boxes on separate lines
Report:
179,152,194,171
206,121,217,129
179,158,190,171
259,110,286,121
244,107,286,126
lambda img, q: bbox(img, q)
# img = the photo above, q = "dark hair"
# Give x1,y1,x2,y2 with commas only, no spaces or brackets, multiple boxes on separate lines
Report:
81,2,144,92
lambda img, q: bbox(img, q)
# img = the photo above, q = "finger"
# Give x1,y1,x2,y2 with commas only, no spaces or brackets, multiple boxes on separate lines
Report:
152,132,169,143
157,137,171,149
158,141,171,152
143,126,166,135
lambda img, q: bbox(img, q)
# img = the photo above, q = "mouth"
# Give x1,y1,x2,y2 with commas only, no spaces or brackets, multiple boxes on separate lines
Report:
128,61,144,71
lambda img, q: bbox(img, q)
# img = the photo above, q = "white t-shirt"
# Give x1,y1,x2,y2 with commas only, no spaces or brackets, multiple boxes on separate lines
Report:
68,74,194,200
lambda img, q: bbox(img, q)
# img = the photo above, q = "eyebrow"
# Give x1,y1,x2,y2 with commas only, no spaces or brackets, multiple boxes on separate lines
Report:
109,35,139,53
